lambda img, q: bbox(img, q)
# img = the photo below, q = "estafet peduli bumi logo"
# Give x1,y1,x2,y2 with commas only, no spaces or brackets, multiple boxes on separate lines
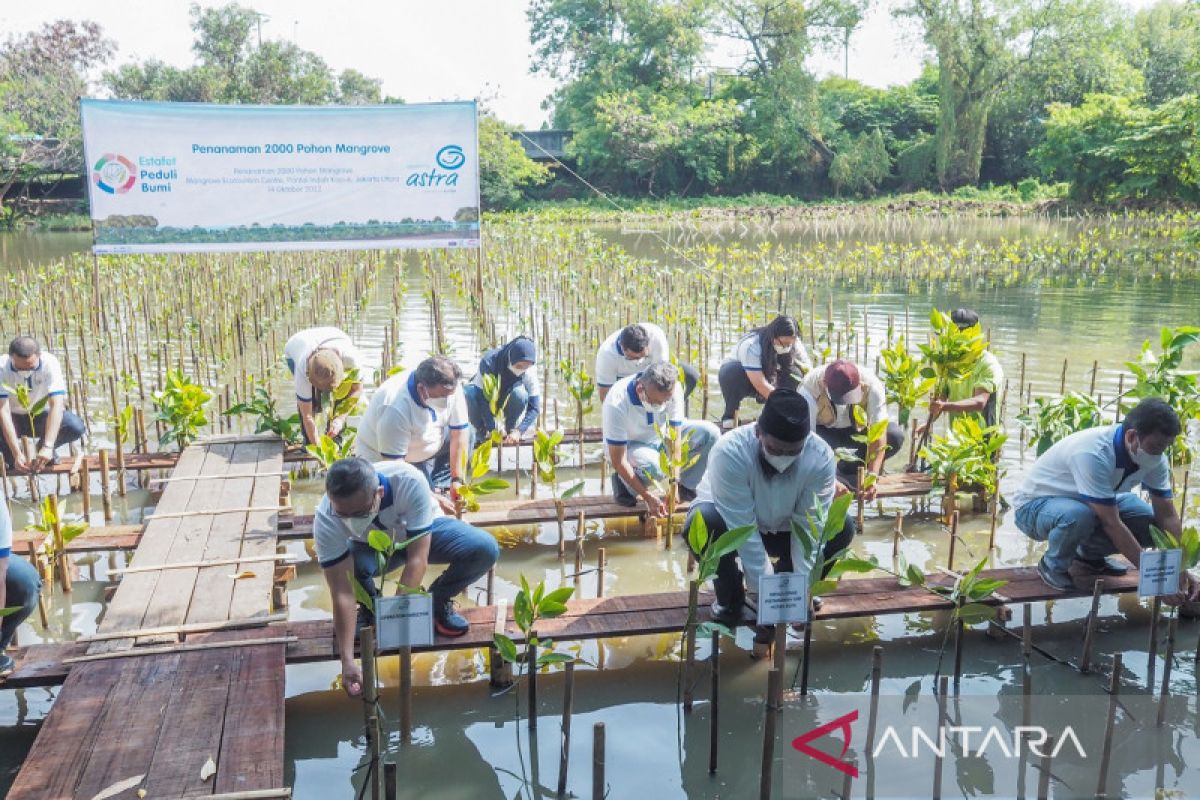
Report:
93,153,137,194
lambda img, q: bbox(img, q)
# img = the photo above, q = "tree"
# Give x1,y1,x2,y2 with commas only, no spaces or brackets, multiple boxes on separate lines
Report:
0,20,114,222
478,115,550,209
1126,0,1200,105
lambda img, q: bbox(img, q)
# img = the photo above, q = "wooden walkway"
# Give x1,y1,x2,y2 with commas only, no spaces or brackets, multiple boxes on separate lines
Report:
7,436,285,799
7,566,1139,689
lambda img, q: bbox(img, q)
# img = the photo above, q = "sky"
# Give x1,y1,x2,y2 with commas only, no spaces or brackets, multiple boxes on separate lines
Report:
0,0,1161,129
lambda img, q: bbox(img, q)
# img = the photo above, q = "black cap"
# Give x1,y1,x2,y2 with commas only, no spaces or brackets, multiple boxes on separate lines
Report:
758,389,811,443
951,308,980,330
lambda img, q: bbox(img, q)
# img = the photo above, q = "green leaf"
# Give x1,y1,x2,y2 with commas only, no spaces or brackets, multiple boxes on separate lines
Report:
708,524,757,560
686,512,709,556
560,480,585,500
825,556,878,580
537,601,569,618
60,522,90,544
367,529,391,554
351,578,375,613
823,493,853,540
696,620,735,639
493,633,519,664
537,651,575,666
1150,524,1178,550
474,477,511,493
956,603,997,625
542,586,575,606
809,579,838,597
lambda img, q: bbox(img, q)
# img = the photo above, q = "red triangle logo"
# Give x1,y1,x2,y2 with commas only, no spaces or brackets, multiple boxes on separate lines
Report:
791,709,859,778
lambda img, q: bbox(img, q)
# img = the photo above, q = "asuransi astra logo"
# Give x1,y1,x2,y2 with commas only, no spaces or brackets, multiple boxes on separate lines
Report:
435,144,465,170
791,710,1087,778
93,153,137,194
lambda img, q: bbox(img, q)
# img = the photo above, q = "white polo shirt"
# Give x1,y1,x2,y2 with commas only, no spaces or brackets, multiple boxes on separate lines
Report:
283,327,362,403
595,323,671,389
601,374,684,452
1013,423,1173,509
312,460,441,568
801,364,888,429
727,332,812,374
695,424,837,590
355,372,469,463
0,352,67,414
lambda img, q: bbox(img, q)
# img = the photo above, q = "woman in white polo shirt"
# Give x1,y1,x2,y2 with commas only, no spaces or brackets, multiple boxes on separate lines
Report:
717,315,811,430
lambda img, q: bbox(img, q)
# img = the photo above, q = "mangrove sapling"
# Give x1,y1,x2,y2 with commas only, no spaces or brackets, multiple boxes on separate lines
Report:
531,429,584,556
4,384,48,488
321,367,363,438
655,423,701,544
304,432,358,473
152,370,211,451
1123,326,1200,465
1016,392,1104,456
879,336,934,428
681,512,756,709
558,360,595,471
909,310,988,469
224,387,303,445
28,494,89,591
455,438,511,514
920,417,1007,521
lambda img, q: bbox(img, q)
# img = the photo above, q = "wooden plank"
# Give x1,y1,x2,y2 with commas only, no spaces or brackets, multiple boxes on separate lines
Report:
228,444,284,621
13,524,143,553
138,443,239,636
89,446,210,655
214,641,287,793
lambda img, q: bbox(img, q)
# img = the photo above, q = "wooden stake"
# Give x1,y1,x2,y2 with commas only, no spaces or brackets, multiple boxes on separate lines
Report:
400,645,413,746
592,722,605,800
1059,358,1068,395
953,612,964,694
574,512,585,592
1148,595,1162,685
1022,603,1032,729
48,495,72,593
1079,580,1103,673
361,626,383,800
556,501,566,560
1036,736,1054,799
383,763,396,800
800,620,814,695
557,660,575,798
947,511,959,572
1095,653,1121,797
1156,616,1177,727
528,629,539,730
856,466,866,529
708,629,720,775
1089,359,1099,397
99,449,113,522
932,676,947,800
892,512,903,561
80,458,91,520
987,488,1000,550
760,667,781,800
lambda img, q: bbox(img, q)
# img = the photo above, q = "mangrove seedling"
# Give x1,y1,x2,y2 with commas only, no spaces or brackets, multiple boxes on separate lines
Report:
3,384,48,465
836,405,889,497
28,495,89,589
1124,326,1200,465
921,416,1007,520
791,493,879,601
152,369,212,450
350,526,433,613
225,387,303,444
655,422,701,541
480,372,505,445
1149,525,1200,574
1016,392,1104,456
910,309,988,468
455,437,511,513
305,431,358,472
492,576,576,669
559,359,595,469
531,429,584,548
879,336,934,427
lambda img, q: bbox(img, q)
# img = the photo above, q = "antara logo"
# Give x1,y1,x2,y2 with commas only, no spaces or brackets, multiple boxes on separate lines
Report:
792,710,860,778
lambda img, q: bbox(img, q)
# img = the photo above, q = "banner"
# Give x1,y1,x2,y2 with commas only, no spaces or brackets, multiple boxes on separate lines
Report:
80,99,480,254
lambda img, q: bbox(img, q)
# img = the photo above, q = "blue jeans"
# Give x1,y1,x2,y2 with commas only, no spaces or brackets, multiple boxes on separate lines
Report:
463,382,529,440
615,420,720,494
350,516,499,608
1014,493,1155,574
408,428,475,491
2,555,42,651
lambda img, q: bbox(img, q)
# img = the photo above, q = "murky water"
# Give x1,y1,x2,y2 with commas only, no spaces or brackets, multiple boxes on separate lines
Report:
2,218,1199,798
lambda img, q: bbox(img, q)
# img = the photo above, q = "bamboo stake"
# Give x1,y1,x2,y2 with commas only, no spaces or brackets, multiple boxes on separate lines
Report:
1036,737,1054,799
947,511,959,572
557,660,575,798
1156,617,1177,727
528,629,539,730
1095,653,1122,797
856,466,866,529
1148,595,1162,685
865,646,882,800
62,635,299,664
596,548,606,599
400,645,413,746
760,666,781,800
48,495,71,593
79,612,286,642
709,629,720,775
1080,580,1104,673
113,553,297,574
932,676,947,800
592,723,605,800
361,626,383,800
800,620,814,695
99,449,113,522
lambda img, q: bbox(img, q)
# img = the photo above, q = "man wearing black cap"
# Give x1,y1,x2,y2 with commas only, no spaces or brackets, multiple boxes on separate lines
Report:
684,389,856,622
925,308,1004,429
801,358,905,500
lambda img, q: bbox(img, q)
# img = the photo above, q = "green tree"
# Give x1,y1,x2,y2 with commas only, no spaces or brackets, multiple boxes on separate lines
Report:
1126,0,1200,105
478,114,551,209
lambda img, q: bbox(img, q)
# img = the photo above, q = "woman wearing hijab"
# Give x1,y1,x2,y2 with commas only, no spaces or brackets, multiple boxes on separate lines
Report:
717,315,811,430
463,336,542,444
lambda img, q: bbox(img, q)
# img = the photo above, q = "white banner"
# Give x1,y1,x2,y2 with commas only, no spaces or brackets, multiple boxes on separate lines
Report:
80,99,480,254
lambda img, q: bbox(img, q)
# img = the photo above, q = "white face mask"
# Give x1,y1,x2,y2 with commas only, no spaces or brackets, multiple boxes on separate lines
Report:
773,342,791,355
338,494,380,537
427,396,449,410
644,400,667,414
1130,437,1160,470
762,451,798,472
509,364,527,376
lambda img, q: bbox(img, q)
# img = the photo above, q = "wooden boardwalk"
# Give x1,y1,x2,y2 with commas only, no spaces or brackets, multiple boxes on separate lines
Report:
7,436,285,799
7,566,1139,689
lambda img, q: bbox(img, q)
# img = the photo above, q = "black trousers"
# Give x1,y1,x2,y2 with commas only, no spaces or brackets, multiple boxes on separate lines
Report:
814,422,906,477
1,410,86,467
717,361,800,421
683,500,857,611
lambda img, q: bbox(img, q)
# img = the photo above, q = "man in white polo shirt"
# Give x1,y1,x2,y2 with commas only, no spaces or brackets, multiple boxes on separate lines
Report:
801,359,904,501
684,389,856,622
602,361,719,514
0,336,85,472
594,322,700,406
314,457,500,696
355,357,471,511
1014,397,1199,601
283,326,363,446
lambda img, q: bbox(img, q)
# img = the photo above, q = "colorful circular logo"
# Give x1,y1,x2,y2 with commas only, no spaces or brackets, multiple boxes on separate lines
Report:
436,144,465,170
93,154,136,194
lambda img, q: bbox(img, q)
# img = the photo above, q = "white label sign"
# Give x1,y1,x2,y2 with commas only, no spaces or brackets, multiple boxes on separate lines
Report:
376,593,434,649
757,571,811,625
1138,549,1183,598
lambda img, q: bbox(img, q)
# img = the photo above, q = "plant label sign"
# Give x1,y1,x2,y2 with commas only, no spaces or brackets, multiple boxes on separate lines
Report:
1138,549,1183,598
757,571,810,625
376,594,434,649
